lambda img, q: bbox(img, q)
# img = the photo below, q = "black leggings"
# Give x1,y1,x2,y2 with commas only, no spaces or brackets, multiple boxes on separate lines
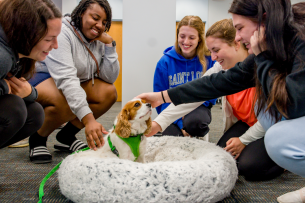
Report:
0,94,44,149
162,105,211,137
217,120,284,181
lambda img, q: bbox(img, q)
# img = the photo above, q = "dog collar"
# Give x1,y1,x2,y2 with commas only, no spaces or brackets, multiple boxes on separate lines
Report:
113,125,143,161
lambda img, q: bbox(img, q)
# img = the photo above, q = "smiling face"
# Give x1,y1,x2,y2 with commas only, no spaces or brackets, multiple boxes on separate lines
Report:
81,3,107,41
177,25,200,59
206,36,240,70
232,14,258,54
27,18,62,61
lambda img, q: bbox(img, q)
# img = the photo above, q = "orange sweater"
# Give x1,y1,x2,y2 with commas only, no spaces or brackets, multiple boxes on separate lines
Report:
226,87,257,127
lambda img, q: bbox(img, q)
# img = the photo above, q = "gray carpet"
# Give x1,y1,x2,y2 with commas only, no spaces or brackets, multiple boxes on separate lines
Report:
0,102,304,203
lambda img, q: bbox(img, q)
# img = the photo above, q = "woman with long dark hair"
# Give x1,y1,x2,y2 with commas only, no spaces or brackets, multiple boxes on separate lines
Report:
0,0,61,149
137,0,305,202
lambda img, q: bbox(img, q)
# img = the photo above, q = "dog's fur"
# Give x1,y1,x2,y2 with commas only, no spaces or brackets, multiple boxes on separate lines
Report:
74,98,152,163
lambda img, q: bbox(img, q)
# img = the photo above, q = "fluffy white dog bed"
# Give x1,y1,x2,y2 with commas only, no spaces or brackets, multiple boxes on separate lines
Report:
58,136,238,203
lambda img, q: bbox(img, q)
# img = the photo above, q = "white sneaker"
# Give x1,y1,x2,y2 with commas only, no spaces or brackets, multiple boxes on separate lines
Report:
8,138,29,148
277,187,305,203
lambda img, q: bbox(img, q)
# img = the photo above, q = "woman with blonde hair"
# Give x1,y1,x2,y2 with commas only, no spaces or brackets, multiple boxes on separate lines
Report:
149,18,284,181
153,15,216,138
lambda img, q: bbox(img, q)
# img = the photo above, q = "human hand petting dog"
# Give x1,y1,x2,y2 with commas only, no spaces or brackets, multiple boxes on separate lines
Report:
6,72,32,98
82,113,108,150
136,91,171,108
224,137,245,159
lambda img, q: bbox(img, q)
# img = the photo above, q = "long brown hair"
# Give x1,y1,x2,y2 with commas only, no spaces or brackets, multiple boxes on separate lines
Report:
229,0,303,122
0,0,61,78
175,16,210,73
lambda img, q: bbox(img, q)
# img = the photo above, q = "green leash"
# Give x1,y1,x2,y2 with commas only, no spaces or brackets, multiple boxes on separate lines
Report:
38,147,90,203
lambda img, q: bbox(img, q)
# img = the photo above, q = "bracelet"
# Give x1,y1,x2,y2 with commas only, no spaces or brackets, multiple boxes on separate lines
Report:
161,91,166,103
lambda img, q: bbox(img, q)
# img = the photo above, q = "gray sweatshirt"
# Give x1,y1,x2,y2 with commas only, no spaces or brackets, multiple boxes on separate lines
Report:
37,16,120,121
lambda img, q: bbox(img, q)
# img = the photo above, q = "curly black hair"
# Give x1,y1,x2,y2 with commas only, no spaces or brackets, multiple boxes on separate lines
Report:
71,0,112,32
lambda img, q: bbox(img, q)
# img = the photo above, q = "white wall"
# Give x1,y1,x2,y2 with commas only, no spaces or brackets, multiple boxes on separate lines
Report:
291,0,304,4
62,0,78,15
207,0,233,29
109,0,123,20
176,0,208,22
122,0,176,119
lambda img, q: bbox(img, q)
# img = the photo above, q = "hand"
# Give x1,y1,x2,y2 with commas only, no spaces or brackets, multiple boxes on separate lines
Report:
3,79,11,94
224,137,246,159
250,26,267,55
95,32,113,44
82,114,108,150
182,129,191,137
145,121,162,137
7,73,32,98
136,92,167,108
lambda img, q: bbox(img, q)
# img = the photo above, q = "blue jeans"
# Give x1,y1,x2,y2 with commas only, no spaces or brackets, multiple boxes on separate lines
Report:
258,111,305,177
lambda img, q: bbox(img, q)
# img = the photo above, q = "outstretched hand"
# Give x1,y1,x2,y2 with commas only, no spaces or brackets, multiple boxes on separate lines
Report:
136,92,164,108
224,137,245,159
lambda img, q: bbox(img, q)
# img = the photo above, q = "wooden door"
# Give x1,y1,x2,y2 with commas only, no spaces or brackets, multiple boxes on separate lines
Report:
107,21,122,101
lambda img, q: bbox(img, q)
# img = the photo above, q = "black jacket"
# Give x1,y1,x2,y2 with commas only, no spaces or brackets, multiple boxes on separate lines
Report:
0,24,37,102
168,36,305,120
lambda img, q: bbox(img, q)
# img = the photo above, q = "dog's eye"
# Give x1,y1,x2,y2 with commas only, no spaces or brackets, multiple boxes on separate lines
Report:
134,102,140,107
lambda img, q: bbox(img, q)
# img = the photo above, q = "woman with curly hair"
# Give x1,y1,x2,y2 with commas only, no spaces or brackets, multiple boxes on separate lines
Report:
28,0,119,163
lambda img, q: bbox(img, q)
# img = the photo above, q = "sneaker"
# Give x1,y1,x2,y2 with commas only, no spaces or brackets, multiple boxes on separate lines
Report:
29,146,52,164
54,139,88,153
8,138,29,148
277,187,305,203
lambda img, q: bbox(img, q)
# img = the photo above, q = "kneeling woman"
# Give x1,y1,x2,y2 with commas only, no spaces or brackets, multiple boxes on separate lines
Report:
29,0,120,163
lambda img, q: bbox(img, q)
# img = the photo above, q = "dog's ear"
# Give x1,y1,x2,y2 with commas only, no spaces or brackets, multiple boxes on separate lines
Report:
115,109,131,138
143,117,152,135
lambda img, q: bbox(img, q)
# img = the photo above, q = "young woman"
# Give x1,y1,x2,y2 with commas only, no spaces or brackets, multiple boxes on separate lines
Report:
28,0,120,163
150,18,284,181
154,15,216,138
0,0,61,149
138,0,305,201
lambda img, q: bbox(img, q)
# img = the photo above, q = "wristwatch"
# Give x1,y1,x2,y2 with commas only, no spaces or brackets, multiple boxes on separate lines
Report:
111,40,116,47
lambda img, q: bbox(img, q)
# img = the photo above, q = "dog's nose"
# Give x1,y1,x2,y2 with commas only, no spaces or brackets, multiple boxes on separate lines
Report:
146,103,151,108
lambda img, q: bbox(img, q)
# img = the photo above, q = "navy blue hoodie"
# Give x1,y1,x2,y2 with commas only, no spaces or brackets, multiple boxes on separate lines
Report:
153,46,216,129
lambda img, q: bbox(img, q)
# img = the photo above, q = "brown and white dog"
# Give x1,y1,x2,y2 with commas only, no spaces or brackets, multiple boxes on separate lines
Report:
74,98,152,163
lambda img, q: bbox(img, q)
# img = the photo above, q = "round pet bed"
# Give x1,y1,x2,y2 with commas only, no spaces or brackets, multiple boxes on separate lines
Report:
58,136,238,203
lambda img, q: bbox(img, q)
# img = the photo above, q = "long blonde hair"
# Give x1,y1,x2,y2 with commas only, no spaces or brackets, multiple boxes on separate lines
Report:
175,15,210,73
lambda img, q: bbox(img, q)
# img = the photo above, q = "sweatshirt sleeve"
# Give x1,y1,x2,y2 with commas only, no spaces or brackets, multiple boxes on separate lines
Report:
98,45,120,84
0,47,12,95
239,121,265,145
168,54,256,106
154,62,223,131
46,28,92,121
153,57,184,129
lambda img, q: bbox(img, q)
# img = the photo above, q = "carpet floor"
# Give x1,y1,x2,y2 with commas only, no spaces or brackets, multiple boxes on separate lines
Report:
0,102,304,203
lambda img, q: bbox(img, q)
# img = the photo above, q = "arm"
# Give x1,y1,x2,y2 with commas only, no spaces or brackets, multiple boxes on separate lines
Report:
239,121,265,145
167,54,256,106
98,45,120,84
46,28,92,121
0,47,12,95
154,62,224,131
